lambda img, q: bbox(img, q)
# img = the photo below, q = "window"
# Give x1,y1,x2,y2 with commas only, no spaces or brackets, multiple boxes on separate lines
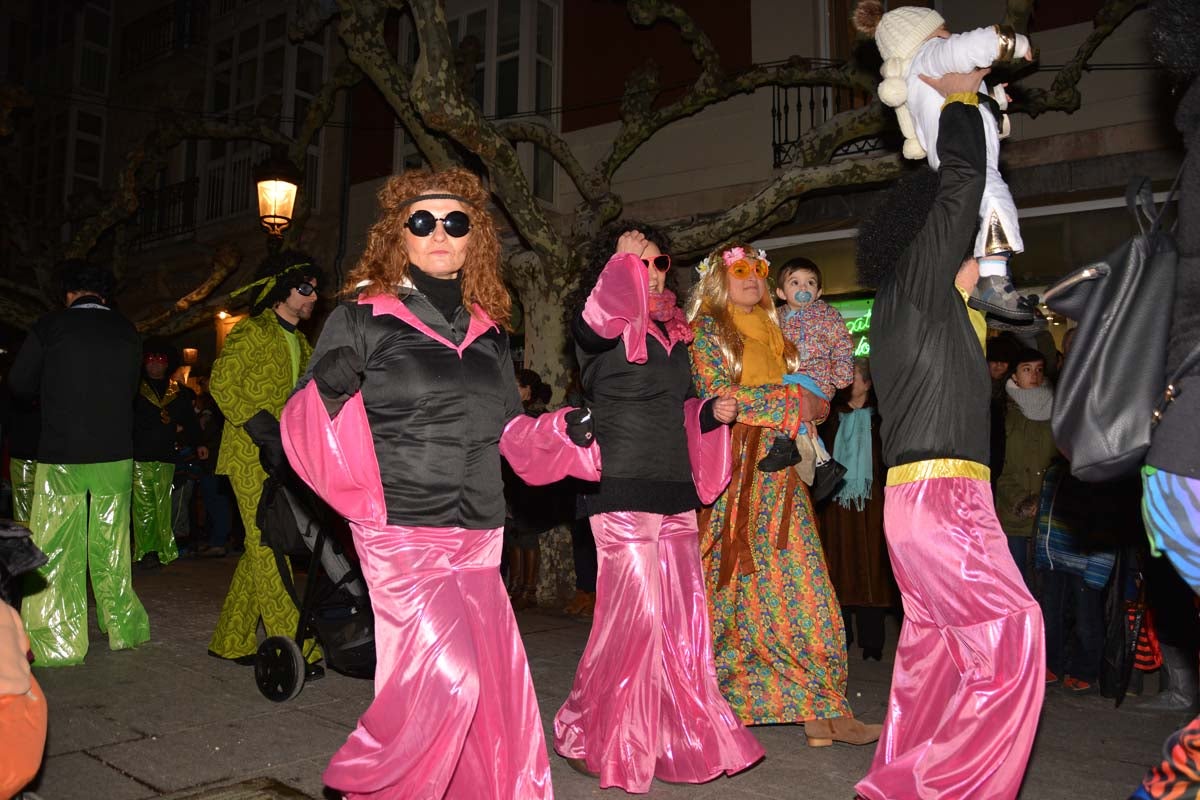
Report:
69,107,104,200
77,2,111,94
202,9,326,222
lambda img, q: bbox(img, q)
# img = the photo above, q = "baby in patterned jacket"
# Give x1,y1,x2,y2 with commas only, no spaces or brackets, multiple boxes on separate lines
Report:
758,257,854,473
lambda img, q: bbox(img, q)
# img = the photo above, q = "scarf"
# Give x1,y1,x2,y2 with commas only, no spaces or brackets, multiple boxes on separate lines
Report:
730,305,786,387
832,407,874,510
1006,380,1054,421
648,289,694,346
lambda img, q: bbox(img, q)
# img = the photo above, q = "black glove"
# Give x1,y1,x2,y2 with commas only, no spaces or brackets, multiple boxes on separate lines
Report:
313,346,365,401
565,406,595,447
244,409,286,474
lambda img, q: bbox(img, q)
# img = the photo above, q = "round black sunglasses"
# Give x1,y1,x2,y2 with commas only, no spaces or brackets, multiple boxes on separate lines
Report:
405,209,472,238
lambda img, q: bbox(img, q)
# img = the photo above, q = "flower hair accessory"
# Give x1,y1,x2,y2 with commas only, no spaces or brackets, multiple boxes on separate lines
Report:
696,246,771,277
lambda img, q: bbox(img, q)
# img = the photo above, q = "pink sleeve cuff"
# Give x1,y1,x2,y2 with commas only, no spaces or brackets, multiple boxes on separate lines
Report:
280,381,387,528
580,252,650,365
500,407,602,485
684,397,732,504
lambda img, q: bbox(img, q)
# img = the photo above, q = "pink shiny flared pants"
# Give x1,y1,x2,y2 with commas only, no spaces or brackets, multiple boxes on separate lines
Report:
554,510,763,793
856,477,1044,800
324,524,552,800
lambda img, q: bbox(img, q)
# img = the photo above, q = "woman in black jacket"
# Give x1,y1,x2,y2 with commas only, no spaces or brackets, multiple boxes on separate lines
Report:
281,168,597,800
552,222,763,792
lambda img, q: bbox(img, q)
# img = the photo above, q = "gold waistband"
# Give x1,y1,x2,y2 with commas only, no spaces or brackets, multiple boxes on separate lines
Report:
886,459,991,486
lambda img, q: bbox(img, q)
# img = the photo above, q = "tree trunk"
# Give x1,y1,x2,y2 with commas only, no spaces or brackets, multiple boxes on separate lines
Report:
513,268,574,400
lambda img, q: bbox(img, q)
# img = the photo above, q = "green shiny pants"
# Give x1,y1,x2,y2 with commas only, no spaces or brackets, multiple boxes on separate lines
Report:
10,457,36,526
132,460,178,564
20,460,150,666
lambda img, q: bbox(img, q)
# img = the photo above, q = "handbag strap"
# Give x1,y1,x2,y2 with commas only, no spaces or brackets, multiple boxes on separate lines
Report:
1126,156,1188,236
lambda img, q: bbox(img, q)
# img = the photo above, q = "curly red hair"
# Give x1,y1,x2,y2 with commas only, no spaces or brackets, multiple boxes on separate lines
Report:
346,167,511,328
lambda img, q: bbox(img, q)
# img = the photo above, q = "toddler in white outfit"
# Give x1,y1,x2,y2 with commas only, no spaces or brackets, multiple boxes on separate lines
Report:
855,1,1038,327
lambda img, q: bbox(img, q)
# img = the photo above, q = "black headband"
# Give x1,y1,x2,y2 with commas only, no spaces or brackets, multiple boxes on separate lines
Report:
400,193,471,207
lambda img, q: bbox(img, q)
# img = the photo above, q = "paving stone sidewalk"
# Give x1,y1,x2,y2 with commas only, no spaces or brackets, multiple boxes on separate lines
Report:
20,557,1187,799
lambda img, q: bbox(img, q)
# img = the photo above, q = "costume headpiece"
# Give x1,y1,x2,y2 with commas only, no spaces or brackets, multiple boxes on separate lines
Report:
696,246,770,277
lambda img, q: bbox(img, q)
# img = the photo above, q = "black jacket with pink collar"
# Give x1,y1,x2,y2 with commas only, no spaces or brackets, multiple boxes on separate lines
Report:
297,290,523,529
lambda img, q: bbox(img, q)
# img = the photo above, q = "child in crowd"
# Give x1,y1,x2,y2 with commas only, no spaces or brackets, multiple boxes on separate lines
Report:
759,257,855,473
854,1,1039,328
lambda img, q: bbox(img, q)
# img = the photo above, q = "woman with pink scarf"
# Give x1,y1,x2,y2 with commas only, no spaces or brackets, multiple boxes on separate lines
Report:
554,222,764,792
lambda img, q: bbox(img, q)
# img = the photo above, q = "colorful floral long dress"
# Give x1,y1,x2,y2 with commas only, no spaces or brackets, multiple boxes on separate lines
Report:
690,313,851,725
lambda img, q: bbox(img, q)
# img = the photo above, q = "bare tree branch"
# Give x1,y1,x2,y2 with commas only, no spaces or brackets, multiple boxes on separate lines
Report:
0,277,53,310
494,118,608,204
135,243,241,333
335,1,457,171
0,293,39,332
292,0,339,40
665,153,904,256
66,117,292,261
602,2,870,178
1013,0,1149,116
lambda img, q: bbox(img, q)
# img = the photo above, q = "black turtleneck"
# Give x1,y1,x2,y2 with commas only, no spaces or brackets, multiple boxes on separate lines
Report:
273,310,298,333
409,266,464,323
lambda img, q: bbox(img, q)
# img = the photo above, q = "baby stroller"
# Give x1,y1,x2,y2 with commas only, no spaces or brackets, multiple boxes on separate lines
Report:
0,519,46,608
245,413,375,702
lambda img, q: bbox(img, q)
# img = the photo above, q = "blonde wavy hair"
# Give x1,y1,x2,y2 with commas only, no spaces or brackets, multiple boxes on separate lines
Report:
346,167,512,328
685,240,799,383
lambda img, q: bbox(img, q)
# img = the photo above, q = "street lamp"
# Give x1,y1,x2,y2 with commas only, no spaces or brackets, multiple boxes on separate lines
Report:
253,153,301,244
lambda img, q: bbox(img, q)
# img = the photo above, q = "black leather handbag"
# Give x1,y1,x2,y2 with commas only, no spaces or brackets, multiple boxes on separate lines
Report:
810,457,848,504
1043,175,1180,482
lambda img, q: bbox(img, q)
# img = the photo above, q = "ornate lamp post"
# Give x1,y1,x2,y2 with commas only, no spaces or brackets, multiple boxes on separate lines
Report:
253,152,300,251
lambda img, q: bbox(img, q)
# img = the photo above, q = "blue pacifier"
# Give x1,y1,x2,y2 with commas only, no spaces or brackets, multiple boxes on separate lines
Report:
793,291,813,303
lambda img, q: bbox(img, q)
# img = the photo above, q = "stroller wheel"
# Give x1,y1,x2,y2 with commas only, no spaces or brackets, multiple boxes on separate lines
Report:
255,636,305,702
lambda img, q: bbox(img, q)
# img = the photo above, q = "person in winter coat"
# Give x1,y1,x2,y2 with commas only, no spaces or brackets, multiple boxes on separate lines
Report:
8,260,149,667
994,347,1057,581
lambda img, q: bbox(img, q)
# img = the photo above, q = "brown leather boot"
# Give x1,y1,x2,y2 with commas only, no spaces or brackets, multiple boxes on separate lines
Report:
804,716,882,747
803,718,834,747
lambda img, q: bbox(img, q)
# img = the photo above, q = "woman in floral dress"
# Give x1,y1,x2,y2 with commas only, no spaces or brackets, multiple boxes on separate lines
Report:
686,241,880,747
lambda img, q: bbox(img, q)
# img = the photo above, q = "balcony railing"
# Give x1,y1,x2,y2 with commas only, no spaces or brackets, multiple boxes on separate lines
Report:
134,178,199,245
771,82,885,168
120,0,208,74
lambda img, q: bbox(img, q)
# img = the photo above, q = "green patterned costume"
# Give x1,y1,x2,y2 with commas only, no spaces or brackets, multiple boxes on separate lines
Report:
208,310,320,662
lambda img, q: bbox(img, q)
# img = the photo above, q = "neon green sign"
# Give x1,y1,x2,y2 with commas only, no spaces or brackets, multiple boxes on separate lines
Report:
830,297,873,358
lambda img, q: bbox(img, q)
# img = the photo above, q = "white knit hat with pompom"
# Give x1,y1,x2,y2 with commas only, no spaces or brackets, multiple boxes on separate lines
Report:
853,1,946,160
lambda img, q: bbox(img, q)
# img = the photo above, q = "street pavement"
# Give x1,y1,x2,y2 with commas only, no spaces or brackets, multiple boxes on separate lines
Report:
18,556,1189,799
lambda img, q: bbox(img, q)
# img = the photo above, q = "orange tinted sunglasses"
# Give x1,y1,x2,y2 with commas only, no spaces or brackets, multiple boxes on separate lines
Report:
727,259,769,280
